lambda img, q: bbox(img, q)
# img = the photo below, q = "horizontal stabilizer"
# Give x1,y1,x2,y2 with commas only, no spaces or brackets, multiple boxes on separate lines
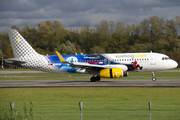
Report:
4,58,26,66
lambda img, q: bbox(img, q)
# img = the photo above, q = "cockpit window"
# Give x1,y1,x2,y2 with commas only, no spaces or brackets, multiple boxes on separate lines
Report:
162,57,171,60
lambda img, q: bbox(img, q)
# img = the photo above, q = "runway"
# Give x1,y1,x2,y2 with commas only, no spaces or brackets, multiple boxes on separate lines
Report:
1,70,180,88
1,80,180,88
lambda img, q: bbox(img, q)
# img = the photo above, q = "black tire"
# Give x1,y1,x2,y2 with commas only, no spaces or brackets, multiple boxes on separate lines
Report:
152,77,156,81
90,77,96,82
96,76,101,81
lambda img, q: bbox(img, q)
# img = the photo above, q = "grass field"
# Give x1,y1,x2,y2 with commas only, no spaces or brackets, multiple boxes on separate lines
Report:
0,69,35,71
0,87,180,120
0,69,180,119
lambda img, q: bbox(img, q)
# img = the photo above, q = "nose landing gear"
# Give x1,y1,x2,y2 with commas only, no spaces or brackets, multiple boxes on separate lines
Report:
152,72,156,81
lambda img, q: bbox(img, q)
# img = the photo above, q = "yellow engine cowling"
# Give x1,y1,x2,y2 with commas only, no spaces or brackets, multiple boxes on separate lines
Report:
99,68,128,78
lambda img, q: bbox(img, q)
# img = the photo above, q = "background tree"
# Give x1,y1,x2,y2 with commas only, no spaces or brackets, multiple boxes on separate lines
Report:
37,21,69,53
0,32,10,58
0,49,3,58
0,16,180,67
90,46,105,54
149,16,165,43
55,41,76,55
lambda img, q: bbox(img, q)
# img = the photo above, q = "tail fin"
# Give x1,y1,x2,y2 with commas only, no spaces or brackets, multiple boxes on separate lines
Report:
8,29,38,58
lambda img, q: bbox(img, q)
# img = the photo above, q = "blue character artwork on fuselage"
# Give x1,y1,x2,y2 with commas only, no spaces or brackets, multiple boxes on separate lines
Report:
45,54,140,73
45,55,78,72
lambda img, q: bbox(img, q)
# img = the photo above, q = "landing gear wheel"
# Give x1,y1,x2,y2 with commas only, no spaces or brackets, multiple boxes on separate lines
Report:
152,72,156,81
90,77,96,82
95,76,101,81
152,77,156,81
90,76,101,82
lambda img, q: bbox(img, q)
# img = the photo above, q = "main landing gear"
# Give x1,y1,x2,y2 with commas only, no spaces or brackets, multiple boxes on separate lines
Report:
90,76,101,82
152,72,156,81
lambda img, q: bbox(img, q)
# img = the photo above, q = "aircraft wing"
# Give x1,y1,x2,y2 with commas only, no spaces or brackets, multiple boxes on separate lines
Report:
70,62,105,69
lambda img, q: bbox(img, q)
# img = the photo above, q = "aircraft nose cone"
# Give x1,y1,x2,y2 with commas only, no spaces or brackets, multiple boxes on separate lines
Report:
172,60,178,68
175,61,178,68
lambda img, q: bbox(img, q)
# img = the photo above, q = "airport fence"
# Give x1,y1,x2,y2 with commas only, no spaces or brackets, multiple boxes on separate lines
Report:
0,101,180,120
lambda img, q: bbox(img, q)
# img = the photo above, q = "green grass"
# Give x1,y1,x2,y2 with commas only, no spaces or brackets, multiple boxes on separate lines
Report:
0,69,180,119
0,72,90,76
172,68,180,70
0,69,35,71
0,87,180,120
129,72,180,77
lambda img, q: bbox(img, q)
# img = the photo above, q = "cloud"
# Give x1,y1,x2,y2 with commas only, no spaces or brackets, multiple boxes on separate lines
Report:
0,0,180,32
0,0,37,12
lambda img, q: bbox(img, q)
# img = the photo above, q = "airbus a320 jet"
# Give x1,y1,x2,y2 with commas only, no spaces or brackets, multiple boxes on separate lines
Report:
5,29,178,82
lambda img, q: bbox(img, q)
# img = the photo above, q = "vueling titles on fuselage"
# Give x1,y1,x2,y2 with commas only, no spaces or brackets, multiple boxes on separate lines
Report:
115,54,146,58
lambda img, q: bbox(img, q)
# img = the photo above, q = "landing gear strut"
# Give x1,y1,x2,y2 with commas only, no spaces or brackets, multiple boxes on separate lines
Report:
152,72,156,81
90,76,101,82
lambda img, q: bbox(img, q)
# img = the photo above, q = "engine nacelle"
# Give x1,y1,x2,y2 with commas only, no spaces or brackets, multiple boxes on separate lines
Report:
99,68,128,78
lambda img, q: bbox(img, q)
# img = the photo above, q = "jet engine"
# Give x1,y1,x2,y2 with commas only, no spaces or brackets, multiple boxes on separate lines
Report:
99,68,128,78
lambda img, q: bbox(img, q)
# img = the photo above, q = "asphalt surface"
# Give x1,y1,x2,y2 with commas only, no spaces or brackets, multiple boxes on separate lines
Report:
1,80,180,88
0,70,180,88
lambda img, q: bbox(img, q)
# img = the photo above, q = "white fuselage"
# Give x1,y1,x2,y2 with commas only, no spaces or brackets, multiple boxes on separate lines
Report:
18,52,178,74
102,53,178,72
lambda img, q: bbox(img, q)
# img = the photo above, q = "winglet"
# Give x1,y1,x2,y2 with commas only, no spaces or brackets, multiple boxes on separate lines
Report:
55,51,66,63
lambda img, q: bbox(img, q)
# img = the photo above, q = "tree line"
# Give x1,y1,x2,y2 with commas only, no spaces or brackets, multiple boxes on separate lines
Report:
0,15,180,66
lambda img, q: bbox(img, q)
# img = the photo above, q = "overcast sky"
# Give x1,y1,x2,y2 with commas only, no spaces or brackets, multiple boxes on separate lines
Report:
0,0,180,32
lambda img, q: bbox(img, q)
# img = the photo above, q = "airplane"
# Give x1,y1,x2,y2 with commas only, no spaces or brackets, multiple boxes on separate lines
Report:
5,29,178,82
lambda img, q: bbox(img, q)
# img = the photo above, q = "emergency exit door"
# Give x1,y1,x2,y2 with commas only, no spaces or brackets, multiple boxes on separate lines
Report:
150,54,156,65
